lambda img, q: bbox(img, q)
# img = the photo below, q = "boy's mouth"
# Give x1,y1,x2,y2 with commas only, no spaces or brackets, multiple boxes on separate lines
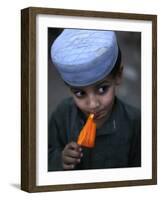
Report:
93,112,105,120
87,111,106,120
84,110,107,121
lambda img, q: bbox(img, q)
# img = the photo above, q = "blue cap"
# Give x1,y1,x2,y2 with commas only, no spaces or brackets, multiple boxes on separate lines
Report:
51,29,118,87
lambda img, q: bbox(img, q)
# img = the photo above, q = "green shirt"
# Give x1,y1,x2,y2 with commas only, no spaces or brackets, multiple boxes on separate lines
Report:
48,97,141,171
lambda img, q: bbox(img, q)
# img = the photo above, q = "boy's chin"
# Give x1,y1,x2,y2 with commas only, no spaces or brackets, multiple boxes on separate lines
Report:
94,111,111,127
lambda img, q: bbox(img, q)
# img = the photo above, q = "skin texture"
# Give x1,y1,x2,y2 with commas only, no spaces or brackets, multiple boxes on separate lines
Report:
62,67,123,170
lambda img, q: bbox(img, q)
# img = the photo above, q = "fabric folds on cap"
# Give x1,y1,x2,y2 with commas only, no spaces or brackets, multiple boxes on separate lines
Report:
51,29,118,86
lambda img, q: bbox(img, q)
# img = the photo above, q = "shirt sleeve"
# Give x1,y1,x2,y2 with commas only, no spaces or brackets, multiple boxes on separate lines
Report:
48,97,80,171
48,112,64,171
48,98,71,171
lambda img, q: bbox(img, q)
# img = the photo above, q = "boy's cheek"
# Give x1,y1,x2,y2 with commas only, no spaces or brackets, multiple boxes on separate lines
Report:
102,89,115,103
73,98,86,110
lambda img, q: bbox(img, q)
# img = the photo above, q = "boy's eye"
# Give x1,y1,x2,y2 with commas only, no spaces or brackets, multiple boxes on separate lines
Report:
73,90,85,98
97,85,109,94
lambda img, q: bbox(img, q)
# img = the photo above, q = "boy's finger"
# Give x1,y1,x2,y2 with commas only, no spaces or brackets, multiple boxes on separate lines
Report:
65,149,82,158
63,156,81,165
63,163,75,170
68,141,82,151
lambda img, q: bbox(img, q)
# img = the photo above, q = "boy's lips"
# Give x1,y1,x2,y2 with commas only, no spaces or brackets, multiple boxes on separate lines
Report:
94,112,103,120
85,110,106,120
93,111,106,120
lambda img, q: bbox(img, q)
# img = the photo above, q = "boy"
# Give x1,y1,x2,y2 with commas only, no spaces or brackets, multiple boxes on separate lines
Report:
48,29,141,171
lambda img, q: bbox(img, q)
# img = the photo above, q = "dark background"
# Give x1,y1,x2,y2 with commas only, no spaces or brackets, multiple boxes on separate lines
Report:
48,28,141,119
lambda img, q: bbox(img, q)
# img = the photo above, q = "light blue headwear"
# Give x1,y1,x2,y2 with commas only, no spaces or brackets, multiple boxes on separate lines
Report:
51,29,118,86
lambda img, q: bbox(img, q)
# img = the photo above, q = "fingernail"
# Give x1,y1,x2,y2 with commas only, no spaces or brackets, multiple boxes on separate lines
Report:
79,147,82,152
77,159,81,163
80,153,83,157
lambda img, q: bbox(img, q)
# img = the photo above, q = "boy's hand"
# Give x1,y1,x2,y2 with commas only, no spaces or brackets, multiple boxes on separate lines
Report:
62,141,83,170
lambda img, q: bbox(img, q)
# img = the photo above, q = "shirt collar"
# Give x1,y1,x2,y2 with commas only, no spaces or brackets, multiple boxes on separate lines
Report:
96,98,120,136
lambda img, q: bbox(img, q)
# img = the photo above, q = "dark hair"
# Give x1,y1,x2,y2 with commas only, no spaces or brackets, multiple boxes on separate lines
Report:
109,47,122,77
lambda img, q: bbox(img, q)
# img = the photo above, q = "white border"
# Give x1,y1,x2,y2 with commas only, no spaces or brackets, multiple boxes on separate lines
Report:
36,14,152,186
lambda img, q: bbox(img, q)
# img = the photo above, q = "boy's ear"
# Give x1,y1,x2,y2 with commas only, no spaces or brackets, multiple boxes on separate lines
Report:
115,65,123,85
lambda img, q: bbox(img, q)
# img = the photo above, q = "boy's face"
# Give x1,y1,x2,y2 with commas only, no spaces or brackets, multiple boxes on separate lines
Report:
70,70,122,127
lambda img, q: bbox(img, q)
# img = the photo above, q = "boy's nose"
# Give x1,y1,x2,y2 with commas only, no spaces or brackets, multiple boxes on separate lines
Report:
88,95,100,111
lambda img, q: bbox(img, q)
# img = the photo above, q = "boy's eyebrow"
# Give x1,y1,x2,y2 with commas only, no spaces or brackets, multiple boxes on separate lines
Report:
94,80,111,87
70,86,82,91
70,80,111,90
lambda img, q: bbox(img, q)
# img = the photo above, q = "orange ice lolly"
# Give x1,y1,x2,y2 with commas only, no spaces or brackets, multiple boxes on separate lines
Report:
77,114,96,148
